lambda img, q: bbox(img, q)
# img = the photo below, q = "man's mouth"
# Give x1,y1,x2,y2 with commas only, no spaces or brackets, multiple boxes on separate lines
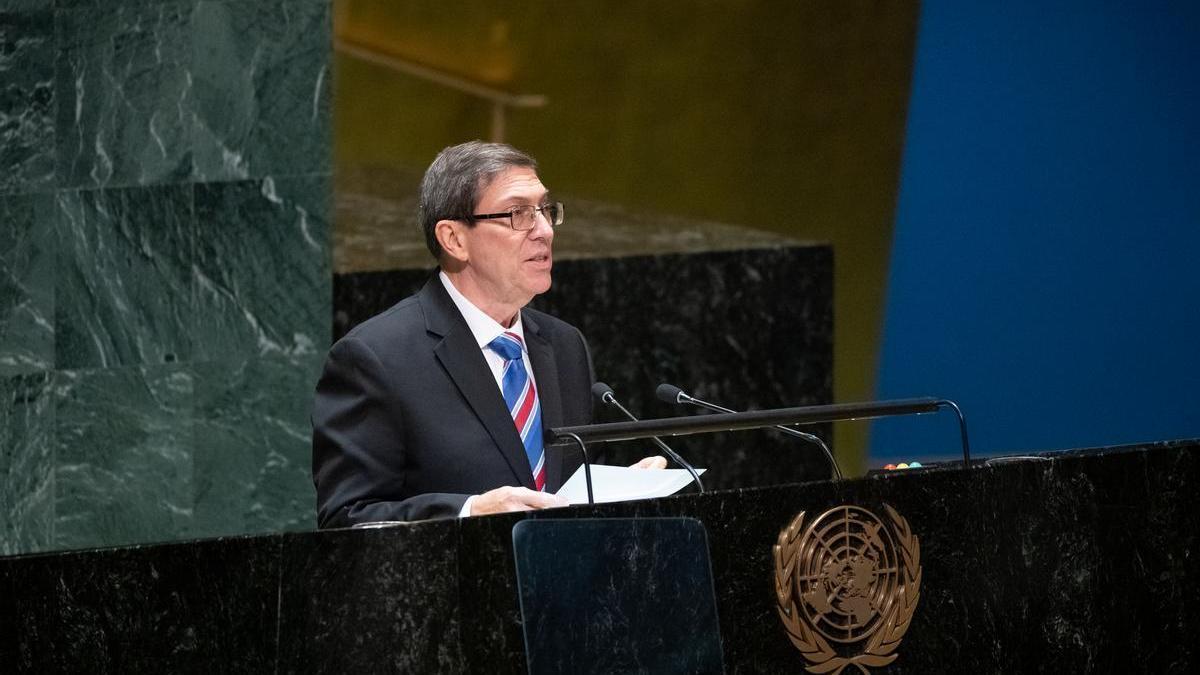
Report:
527,252,552,263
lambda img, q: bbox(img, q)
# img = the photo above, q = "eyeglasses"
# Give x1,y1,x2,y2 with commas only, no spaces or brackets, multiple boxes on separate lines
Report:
468,202,564,231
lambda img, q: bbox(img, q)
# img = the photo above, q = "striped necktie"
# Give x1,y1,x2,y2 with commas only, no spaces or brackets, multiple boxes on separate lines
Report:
487,331,545,490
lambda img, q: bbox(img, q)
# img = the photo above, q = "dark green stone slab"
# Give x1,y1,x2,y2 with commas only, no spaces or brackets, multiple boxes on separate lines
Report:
1,2,53,12
53,364,193,550
55,1,193,188
54,184,194,369
0,10,55,194
54,1,176,8
192,0,331,180
0,371,54,555
193,175,330,361
191,353,323,538
0,193,55,376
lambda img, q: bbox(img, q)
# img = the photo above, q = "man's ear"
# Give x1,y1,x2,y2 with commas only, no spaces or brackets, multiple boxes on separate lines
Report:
435,219,469,263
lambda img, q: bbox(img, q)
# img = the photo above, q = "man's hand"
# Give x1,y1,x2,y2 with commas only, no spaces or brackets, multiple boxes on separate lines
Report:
470,486,568,516
629,455,668,470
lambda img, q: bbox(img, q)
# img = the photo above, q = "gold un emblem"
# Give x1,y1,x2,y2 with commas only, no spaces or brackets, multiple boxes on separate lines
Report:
774,504,921,674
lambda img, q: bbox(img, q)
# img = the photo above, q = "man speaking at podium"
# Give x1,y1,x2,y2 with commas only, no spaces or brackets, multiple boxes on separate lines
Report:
312,141,663,528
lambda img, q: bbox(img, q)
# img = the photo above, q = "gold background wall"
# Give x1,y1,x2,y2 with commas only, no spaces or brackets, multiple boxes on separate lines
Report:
333,0,920,472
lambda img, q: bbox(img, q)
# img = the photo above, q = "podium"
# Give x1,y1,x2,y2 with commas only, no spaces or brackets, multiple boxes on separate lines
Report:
2,439,1197,673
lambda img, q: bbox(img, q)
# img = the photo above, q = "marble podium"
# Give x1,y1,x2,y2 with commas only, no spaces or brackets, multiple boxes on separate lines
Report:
2,439,1196,673
334,245,836,490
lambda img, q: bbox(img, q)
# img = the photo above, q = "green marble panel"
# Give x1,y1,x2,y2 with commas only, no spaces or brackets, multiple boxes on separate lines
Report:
0,10,55,194
191,353,322,537
193,176,330,361
192,0,331,180
55,2,174,8
1,2,53,12
55,1,193,188
0,371,54,555
55,184,194,369
54,364,193,550
0,193,55,376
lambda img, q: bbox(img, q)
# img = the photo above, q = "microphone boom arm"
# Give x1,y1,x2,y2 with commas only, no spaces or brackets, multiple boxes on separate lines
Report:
550,396,971,469
675,392,843,480
603,393,704,493
590,382,704,493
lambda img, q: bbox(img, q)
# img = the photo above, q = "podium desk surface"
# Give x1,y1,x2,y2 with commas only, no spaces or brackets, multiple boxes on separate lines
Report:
2,439,1197,674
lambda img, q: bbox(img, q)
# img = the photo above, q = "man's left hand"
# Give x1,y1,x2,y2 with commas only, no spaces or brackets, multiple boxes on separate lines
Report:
629,456,668,470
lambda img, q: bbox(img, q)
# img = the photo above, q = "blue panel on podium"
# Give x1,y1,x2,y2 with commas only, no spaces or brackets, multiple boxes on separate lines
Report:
512,517,724,675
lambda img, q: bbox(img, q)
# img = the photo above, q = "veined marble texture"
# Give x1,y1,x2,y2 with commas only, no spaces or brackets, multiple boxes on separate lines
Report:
0,193,55,376
54,184,193,369
275,525,464,673
191,352,324,538
191,0,331,181
53,2,186,7
55,1,193,189
0,371,54,554
0,0,334,556
52,0,330,188
193,175,330,361
0,10,55,194
53,364,193,550
1,2,53,12
0,536,283,674
1,442,1197,672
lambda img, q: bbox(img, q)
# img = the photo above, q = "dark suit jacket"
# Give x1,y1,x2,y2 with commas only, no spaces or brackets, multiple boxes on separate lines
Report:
311,275,595,528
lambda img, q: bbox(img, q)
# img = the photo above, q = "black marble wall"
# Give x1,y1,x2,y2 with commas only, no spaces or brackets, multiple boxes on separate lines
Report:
0,0,331,554
1,440,1195,673
333,245,836,490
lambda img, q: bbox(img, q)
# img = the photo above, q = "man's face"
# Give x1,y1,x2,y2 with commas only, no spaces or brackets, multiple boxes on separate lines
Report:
459,166,554,315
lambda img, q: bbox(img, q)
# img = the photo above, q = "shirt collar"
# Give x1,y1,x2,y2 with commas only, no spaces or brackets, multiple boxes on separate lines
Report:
438,270,526,351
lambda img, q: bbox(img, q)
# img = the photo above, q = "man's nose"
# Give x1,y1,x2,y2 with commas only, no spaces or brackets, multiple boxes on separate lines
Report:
529,211,554,238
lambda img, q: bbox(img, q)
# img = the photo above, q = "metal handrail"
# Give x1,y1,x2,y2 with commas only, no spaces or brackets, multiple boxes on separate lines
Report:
334,37,547,141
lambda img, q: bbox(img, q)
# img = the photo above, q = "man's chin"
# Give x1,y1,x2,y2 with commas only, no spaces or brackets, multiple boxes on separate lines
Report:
524,271,553,297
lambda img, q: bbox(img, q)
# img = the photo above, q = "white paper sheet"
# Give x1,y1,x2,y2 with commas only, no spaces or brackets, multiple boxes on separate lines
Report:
555,464,706,504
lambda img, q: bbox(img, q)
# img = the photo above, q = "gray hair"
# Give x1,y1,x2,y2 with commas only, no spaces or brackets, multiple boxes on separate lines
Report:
418,140,539,260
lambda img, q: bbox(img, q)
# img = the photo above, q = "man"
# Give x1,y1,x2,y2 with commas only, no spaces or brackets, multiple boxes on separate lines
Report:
312,141,662,528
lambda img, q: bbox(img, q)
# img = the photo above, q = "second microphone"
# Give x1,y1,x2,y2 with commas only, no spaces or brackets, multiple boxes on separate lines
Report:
592,382,704,493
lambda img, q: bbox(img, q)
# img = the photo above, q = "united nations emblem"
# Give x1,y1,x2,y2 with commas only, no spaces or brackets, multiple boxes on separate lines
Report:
773,504,921,674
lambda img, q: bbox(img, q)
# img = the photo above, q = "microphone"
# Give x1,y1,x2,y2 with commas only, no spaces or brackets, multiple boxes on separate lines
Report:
656,383,843,480
592,382,704,493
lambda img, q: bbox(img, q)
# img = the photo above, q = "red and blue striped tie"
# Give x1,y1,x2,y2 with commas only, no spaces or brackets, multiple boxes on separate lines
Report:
488,332,545,490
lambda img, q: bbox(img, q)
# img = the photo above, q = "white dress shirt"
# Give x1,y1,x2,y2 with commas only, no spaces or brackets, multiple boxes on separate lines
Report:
438,271,538,393
438,271,539,516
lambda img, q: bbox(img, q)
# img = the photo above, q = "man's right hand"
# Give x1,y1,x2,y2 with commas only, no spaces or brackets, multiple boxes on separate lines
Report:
470,486,569,516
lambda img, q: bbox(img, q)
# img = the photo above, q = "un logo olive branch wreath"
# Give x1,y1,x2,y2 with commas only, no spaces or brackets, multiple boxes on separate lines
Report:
773,505,922,674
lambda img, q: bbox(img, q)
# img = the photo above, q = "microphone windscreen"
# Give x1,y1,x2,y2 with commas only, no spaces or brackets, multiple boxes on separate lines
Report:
656,383,685,404
591,382,615,401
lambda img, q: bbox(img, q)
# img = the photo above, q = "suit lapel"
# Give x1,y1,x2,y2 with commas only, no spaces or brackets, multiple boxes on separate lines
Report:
523,310,567,491
421,276,535,489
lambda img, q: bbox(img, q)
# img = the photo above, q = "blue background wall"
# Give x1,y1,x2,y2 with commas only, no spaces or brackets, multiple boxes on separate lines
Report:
873,0,1200,462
